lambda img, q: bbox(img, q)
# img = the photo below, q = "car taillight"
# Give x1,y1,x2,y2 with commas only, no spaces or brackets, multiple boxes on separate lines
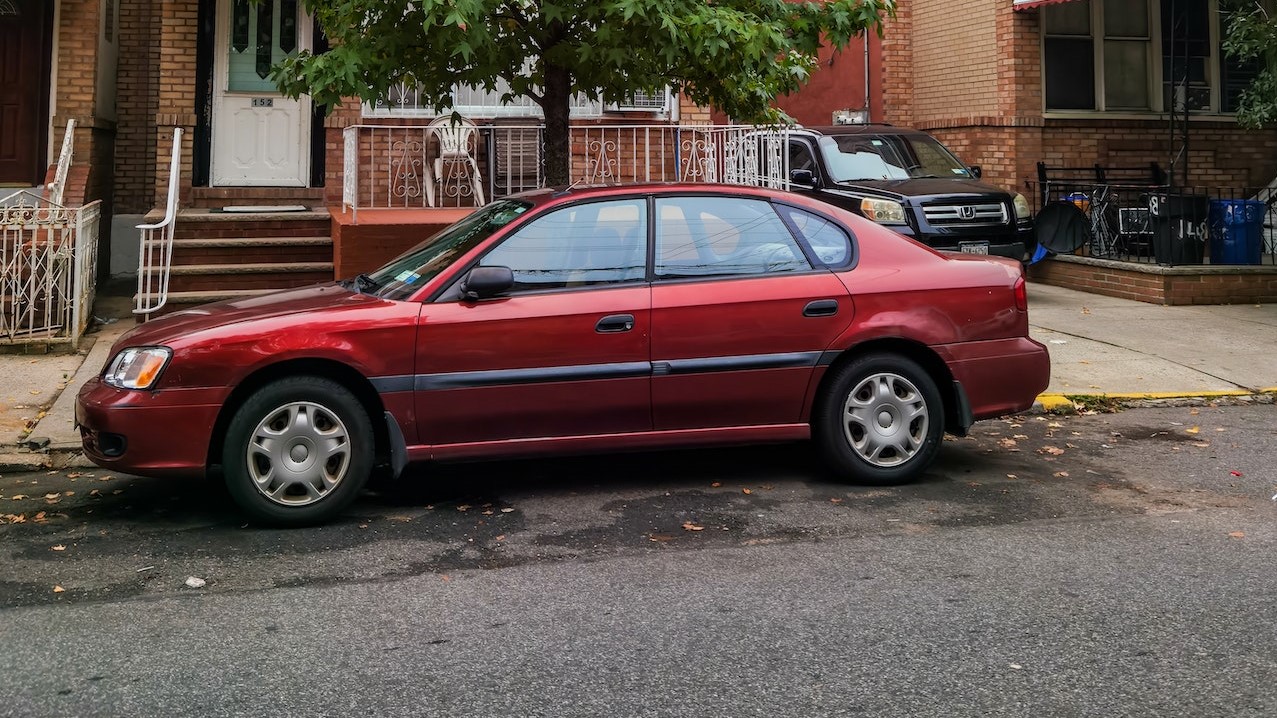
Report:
1013,277,1028,311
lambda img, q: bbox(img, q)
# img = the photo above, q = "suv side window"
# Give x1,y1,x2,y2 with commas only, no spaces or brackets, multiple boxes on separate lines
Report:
655,196,812,279
776,205,853,267
479,199,647,291
789,140,817,172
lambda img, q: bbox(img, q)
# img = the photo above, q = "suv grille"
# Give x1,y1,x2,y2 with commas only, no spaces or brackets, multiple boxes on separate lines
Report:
922,202,1009,227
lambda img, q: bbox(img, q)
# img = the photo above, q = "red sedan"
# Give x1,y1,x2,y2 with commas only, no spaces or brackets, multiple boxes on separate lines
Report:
77,184,1049,525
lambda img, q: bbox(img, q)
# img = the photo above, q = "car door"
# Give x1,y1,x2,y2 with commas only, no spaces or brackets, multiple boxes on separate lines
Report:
650,195,854,431
414,197,652,446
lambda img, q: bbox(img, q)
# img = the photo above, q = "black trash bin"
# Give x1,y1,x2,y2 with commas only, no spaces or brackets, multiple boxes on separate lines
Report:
1149,193,1208,265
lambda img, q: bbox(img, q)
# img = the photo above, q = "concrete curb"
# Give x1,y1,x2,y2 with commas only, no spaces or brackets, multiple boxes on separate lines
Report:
1034,388,1277,414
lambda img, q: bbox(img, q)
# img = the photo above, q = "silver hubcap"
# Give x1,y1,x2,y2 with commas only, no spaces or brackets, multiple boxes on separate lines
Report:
247,401,352,507
842,372,929,467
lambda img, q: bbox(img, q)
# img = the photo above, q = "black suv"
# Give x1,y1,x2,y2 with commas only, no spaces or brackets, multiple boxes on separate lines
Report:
778,125,1032,260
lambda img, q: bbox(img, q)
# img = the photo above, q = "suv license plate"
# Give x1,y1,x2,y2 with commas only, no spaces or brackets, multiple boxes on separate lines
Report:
960,242,989,255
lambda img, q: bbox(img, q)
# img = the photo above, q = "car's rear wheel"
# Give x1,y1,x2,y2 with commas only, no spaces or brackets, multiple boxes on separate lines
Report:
815,353,944,485
223,376,373,526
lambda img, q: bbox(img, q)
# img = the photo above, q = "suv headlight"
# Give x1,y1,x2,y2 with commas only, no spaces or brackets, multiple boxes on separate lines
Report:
103,347,172,389
1013,193,1032,223
861,198,908,225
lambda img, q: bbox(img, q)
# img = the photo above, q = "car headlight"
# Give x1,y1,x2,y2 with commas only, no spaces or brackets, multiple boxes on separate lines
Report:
1013,193,1032,223
861,198,908,225
103,347,172,389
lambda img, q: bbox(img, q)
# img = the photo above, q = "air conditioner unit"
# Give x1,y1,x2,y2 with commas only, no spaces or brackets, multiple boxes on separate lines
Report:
611,89,670,113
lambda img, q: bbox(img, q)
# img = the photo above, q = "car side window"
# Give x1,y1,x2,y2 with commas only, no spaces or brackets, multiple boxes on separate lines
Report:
479,198,647,291
789,141,817,172
776,205,854,267
655,196,812,279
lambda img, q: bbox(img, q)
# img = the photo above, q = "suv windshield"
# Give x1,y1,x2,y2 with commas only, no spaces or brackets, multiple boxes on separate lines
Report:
365,199,532,300
818,133,972,182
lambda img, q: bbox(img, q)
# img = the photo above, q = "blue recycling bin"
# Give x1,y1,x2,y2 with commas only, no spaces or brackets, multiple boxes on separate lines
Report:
1208,199,1265,265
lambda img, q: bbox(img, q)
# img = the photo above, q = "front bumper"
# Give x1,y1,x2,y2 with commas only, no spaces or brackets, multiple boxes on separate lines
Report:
897,224,1034,261
76,377,227,478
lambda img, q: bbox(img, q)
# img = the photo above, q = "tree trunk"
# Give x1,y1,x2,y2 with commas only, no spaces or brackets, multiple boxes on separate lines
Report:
542,62,572,186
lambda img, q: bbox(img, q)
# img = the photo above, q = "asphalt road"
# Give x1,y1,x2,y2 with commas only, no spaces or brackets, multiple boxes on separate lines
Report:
1,404,1275,717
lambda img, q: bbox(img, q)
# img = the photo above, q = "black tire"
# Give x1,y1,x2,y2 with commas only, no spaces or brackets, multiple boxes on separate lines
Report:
223,376,374,526
814,353,945,486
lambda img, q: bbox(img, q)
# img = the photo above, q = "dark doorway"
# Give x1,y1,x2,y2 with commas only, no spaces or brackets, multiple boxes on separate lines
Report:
0,0,53,185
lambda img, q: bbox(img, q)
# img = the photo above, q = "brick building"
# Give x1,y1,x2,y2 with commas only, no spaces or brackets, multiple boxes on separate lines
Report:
883,0,1277,200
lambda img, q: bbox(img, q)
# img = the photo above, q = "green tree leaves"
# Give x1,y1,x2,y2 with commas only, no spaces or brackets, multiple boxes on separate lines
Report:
1222,0,1277,128
277,0,894,183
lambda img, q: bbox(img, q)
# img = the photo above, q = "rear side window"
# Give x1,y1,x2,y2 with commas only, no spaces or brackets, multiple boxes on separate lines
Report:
655,196,812,279
776,205,853,267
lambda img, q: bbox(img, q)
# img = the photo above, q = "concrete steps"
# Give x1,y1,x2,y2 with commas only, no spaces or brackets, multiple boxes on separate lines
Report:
136,207,335,320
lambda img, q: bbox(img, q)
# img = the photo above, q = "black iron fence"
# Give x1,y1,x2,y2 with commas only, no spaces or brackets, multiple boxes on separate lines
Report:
1028,167,1277,267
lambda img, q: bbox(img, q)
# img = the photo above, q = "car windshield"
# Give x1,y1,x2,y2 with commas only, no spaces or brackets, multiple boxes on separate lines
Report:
818,133,972,182
364,199,532,300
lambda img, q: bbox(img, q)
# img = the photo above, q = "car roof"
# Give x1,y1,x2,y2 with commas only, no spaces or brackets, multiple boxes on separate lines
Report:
797,124,926,137
507,182,801,207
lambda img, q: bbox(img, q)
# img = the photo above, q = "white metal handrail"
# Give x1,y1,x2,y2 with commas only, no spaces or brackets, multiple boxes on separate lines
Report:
48,119,76,206
134,128,183,315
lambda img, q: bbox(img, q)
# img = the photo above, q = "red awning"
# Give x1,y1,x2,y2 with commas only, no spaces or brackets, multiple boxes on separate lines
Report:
1013,0,1084,10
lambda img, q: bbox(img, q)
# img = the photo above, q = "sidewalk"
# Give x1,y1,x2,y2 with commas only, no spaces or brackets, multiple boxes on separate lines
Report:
1,282,1275,471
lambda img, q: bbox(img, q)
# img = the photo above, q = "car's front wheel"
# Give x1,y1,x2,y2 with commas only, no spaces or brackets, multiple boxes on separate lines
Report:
815,353,945,485
223,376,374,526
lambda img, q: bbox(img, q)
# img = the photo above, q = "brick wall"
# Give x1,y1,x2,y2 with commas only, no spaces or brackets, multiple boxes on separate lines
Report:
1031,256,1277,305
114,0,159,213
880,1,912,125
153,0,200,205
52,0,113,207
911,1,999,124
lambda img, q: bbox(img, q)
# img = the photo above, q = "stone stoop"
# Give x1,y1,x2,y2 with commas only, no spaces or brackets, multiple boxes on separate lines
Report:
138,208,335,318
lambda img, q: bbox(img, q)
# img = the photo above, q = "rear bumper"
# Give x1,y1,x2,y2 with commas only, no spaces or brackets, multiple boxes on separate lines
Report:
940,336,1051,419
75,377,226,478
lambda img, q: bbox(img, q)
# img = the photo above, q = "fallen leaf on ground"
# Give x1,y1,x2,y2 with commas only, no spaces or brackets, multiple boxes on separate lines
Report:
1189,408,1200,415
682,522,705,532
481,510,494,516
1192,442,1211,448
1,514,25,524
495,535,505,541
829,498,843,504
184,576,206,588
53,586,64,593
710,482,722,488
1039,446,1065,456
1053,471,1070,478
1230,470,1244,477
1228,531,1245,539
1006,474,1018,480
455,504,470,512
999,438,1018,449
42,493,60,500
10,494,28,500
742,488,753,495
500,507,514,513
648,534,675,543
51,545,65,551
1185,426,1200,435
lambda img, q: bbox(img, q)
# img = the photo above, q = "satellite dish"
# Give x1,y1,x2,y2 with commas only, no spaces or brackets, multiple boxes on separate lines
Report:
1034,201,1091,254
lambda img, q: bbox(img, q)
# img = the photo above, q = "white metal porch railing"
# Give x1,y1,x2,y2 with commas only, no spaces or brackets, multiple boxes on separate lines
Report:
0,198,102,346
341,123,792,222
134,128,183,315
0,118,101,347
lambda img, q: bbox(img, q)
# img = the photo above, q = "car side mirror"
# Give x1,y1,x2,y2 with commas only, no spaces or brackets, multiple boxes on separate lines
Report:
968,165,983,179
790,169,819,188
460,266,514,301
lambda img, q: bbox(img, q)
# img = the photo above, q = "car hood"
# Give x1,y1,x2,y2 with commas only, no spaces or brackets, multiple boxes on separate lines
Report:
831,177,1014,201
116,283,368,349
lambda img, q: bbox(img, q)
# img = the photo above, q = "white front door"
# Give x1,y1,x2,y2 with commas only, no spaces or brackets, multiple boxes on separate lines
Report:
211,0,311,187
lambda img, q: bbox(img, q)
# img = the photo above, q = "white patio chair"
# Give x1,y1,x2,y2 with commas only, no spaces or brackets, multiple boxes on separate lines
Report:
427,115,486,206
